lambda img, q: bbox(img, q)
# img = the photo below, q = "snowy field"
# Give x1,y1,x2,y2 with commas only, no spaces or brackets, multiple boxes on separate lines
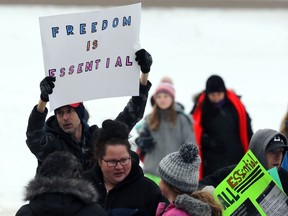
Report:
1,4,288,215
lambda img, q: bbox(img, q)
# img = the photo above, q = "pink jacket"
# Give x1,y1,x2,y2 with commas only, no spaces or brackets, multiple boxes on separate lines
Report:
156,194,212,216
156,202,190,216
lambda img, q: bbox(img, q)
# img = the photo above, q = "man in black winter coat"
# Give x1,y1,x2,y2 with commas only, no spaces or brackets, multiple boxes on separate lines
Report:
199,129,288,195
26,49,153,171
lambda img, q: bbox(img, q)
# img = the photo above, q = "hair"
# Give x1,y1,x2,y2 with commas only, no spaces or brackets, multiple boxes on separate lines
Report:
148,104,177,130
38,151,83,179
93,119,132,161
163,179,222,216
191,191,223,216
280,112,288,136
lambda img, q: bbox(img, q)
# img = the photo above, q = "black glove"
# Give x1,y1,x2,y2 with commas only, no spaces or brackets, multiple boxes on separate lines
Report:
40,76,56,102
135,127,156,153
135,49,152,73
135,136,156,153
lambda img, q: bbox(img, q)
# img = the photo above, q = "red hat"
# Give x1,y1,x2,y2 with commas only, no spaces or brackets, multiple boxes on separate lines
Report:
69,102,85,121
55,102,85,121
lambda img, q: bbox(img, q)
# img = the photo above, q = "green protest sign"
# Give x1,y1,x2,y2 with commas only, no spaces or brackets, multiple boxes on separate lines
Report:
214,150,288,215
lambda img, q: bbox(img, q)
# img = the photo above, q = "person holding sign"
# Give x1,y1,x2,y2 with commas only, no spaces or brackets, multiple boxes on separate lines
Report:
83,119,168,216
156,142,222,216
199,129,288,195
26,49,153,172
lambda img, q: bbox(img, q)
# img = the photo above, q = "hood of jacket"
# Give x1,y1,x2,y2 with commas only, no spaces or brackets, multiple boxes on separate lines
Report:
25,176,98,203
23,176,99,215
174,194,212,216
249,129,288,169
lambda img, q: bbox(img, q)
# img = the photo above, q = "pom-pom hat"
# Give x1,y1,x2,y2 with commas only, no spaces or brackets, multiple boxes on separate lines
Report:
158,142,201,193
153,76,175,100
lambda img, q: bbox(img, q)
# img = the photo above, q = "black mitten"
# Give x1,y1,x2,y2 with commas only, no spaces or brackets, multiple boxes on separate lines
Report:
40,76,56,102
135,49,153,73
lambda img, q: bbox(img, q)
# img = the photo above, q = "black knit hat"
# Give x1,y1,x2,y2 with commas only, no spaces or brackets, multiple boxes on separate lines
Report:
205,75,226,94
69,102,85,121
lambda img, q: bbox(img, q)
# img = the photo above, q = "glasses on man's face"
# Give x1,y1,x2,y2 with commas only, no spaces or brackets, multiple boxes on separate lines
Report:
102,157,131,167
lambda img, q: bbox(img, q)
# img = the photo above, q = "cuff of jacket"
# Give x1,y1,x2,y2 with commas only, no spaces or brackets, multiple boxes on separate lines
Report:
139,80,152,96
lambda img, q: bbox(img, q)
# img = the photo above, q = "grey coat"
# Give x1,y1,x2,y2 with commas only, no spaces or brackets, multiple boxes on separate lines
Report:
142,107,196,176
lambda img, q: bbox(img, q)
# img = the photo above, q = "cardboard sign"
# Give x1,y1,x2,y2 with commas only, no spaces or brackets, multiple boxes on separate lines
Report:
39,3,141,110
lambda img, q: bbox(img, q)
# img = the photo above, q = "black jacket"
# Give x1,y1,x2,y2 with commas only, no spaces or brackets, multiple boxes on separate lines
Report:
26,82,151,171
83,152,168,216
192,93,253,177
15,176,106,216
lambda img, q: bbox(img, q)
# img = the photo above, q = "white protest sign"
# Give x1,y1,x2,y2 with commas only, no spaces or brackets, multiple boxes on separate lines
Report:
39,3,141,111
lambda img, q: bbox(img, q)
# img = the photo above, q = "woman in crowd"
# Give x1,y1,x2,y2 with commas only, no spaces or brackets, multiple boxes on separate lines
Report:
84,119,168,216
191,74,253,178
135,76,195,184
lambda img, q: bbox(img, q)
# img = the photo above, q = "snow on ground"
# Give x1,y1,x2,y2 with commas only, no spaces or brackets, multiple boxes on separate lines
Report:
0,4,288,215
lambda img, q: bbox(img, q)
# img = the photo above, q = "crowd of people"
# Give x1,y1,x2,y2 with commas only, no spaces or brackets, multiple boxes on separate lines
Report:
16,47,288,215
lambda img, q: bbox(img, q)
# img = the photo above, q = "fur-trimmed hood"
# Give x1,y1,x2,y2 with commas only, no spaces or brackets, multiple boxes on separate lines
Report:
24,176,98,203
16,176,106,216
157,194,212,216
175,194,212,216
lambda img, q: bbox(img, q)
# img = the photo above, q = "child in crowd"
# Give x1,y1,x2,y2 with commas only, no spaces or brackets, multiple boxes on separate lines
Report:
136,76,195,184
156,142,222,216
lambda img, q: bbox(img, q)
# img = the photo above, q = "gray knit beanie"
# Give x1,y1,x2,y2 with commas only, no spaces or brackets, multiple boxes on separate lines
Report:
158,142,201,193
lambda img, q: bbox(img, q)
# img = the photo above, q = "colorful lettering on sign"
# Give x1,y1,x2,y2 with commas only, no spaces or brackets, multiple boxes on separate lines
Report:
48,56,133,77
51,16,132,38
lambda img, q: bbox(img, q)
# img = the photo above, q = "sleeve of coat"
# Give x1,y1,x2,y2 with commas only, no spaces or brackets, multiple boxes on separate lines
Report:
115,81,152,132
245,111,254,141
26,105,53,161
198,165,235,189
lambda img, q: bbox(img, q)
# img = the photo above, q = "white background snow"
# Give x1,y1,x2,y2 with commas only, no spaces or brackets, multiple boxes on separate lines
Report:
1,4,288,215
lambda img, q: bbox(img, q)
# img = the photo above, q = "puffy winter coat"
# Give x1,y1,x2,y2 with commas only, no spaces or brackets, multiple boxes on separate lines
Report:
15,176,106,216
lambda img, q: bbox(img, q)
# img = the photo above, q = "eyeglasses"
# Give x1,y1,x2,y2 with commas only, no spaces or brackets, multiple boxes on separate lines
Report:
102,157,131,167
